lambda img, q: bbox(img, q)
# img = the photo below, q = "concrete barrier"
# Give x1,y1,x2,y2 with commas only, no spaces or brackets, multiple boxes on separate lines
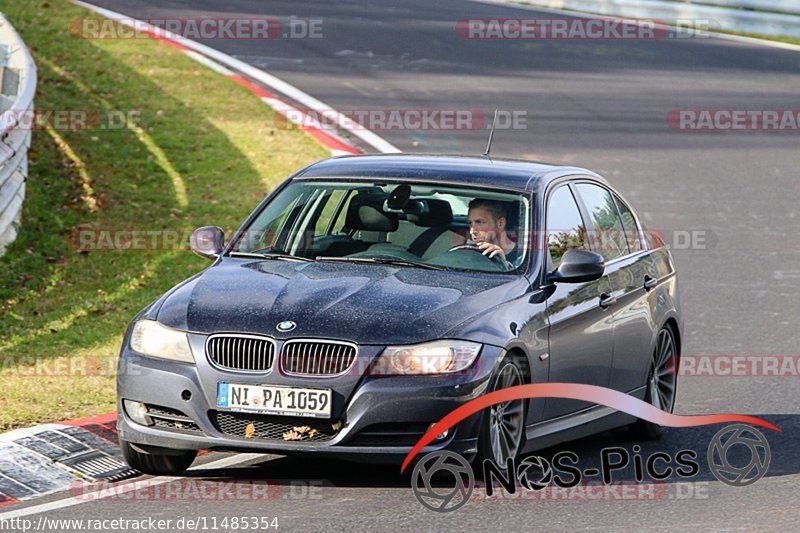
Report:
0,14,37,256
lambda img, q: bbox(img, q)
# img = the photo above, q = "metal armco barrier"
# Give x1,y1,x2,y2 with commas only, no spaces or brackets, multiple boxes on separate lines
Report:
0,14,36,256
501,0,800,39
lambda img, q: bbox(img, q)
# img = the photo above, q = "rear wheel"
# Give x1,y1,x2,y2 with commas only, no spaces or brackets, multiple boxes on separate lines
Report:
475,355,527,468
120,439,197,475
629,326,678,440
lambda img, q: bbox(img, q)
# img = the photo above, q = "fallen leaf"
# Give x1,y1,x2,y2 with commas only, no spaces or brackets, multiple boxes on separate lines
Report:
245,423,255,439
331,421,342,431
282,430,303,441
293,425,311,434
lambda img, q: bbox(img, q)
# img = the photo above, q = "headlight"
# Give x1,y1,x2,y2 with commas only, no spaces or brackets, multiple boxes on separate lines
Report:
130,320,195,364
371,340,481,375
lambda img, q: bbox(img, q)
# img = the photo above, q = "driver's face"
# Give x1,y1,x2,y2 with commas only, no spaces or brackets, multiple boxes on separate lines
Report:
468,207,503,244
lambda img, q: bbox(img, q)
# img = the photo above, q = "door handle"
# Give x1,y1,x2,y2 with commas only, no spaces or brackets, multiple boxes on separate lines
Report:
643,275,658,291
599,292,617,309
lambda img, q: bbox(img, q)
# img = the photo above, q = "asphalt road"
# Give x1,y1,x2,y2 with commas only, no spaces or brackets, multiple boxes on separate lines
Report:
11,0,800,530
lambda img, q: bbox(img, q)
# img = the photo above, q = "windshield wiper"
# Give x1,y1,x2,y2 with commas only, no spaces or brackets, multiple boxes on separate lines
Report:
228,251,312,262
315,255,447,271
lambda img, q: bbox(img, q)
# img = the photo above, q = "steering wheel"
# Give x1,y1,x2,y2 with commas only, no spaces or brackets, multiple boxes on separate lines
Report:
447,243,509,268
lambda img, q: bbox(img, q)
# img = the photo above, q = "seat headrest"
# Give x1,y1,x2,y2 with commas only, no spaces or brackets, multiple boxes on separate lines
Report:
345,194,399,232
406,199,453,227
503,201,520,231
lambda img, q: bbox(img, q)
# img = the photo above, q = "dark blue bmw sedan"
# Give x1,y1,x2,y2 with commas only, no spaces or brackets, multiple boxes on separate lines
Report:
117,154,682,474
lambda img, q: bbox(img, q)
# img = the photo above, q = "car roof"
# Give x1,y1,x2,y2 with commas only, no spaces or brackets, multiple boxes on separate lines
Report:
294,153,605,192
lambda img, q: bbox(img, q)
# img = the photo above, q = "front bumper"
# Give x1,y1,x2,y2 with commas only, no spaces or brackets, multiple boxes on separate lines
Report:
117,338,503,463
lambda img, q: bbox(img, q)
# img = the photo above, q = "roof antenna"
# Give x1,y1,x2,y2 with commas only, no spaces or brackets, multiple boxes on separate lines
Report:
483,109,498,158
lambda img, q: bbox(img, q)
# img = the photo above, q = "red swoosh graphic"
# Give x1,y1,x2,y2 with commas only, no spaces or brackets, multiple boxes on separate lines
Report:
400,383,780,473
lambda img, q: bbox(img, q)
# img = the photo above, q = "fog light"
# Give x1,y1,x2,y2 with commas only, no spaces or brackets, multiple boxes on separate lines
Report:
429,423,449,441
124,400,152,426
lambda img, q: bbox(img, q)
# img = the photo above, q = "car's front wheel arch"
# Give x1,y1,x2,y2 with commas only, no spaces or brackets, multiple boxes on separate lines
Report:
663,316,682,362
503,347,533,384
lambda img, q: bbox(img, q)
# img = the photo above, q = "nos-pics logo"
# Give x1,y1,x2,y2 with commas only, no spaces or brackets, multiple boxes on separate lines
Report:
411,424,771,513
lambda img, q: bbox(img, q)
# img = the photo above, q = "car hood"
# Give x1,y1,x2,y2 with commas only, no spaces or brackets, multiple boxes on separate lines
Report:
155,257,528,345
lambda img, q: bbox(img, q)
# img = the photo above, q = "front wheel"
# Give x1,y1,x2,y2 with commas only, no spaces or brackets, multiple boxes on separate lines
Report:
121,439,197,475
475,355,527,468
629,326,678,440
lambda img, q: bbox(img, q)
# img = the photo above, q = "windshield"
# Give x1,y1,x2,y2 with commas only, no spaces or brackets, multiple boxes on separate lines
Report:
231,179,532,274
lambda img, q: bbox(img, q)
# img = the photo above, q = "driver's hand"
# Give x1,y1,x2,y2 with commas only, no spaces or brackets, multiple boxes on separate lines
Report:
477,242,514,269
477,241,506,261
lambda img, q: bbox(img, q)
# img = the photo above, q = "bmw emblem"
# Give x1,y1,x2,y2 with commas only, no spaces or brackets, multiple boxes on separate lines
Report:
276,321,296,332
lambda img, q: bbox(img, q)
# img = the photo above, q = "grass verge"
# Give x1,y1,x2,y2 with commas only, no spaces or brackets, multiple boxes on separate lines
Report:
0,0,328,430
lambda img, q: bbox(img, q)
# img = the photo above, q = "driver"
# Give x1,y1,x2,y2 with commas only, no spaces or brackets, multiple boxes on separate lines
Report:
467,199,518,269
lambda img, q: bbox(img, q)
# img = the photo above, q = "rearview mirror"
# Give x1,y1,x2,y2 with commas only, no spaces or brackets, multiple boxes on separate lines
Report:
190,226,225,260
549,249,604,283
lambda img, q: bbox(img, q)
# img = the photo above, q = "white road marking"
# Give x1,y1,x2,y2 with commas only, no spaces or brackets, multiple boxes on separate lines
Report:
183,50,234,76
0,453,265,520
260,96,356,149
71,0,400,154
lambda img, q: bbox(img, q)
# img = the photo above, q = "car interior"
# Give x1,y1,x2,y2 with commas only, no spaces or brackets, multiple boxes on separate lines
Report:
309,190,468,260
240,182,526,272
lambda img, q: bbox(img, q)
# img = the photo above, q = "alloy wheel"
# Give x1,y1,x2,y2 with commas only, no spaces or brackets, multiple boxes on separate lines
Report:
649,328,677,413
488,362,525,464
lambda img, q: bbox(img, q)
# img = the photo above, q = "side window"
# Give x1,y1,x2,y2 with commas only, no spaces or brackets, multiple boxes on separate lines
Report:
236,194,302,252
313,189,347,235
575,183,629,262
613,193,644,252
546,186,588,268
331,191,353,234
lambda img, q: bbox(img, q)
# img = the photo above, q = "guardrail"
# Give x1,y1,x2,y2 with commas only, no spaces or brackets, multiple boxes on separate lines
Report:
507,0,800,39
695,1,800,17
0,14,36,256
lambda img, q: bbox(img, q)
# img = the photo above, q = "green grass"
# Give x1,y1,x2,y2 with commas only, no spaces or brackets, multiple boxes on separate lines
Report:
0,0,328,430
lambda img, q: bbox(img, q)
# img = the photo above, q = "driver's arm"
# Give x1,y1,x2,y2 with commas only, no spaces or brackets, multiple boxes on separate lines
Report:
477,242,513,269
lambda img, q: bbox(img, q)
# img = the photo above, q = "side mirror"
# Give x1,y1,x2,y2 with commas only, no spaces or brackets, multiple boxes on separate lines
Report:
549,249,604,283
190,226,225,260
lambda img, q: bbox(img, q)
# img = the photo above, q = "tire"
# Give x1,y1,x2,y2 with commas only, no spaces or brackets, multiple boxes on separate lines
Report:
120,439,197,476
474,354,527,469
629,326,679,440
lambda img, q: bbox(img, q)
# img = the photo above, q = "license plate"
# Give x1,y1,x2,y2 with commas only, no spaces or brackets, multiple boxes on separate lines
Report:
217,383,331,418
